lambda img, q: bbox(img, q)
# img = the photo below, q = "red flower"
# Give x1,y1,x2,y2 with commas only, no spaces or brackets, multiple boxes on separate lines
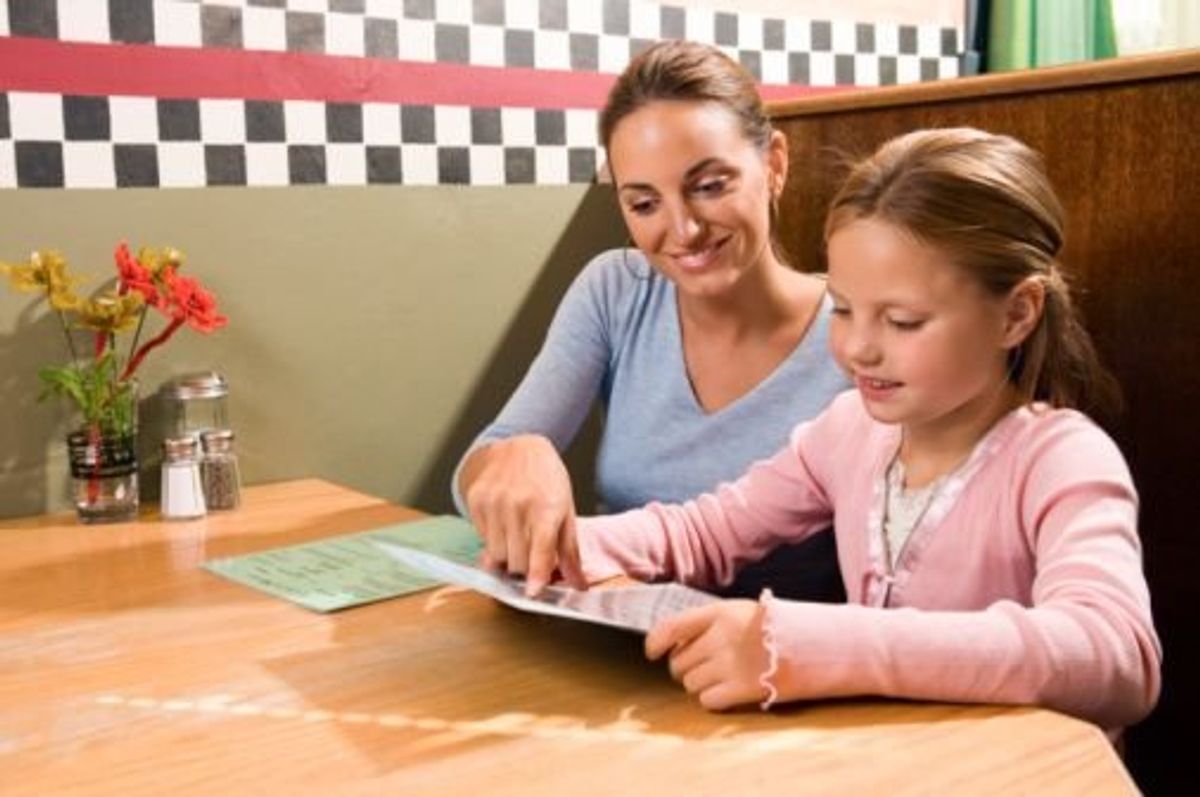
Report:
114,242,162,308
164,270,228,332
119,264,226,381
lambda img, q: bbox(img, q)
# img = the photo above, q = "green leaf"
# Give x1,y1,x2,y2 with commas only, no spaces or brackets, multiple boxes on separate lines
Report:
37,355,136,436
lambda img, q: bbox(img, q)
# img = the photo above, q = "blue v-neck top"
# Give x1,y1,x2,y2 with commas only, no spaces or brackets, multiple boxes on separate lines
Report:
453,248,851,514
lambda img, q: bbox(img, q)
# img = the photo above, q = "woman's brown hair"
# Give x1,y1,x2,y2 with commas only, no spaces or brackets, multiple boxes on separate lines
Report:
599,40,772,153
824,127,1119,416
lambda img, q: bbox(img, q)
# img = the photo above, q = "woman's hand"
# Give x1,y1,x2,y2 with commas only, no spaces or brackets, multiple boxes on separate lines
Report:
460,434,586,596
645,600,770,710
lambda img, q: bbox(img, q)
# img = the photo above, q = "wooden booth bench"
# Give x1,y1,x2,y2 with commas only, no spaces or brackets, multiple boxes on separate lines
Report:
766,49,1200,794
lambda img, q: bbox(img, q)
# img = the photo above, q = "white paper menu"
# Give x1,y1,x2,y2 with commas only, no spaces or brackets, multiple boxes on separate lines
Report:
375,541,719,634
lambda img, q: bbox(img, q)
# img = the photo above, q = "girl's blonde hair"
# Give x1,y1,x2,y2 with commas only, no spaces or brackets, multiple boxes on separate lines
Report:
824,127,1119,416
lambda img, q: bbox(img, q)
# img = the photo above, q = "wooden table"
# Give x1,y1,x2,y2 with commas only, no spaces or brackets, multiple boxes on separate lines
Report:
0,479,1137,795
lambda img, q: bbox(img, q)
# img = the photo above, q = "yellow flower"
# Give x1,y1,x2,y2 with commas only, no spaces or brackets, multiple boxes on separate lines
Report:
74,292,145,334
1,250,84,309
137,246,185,277
48,285,83,312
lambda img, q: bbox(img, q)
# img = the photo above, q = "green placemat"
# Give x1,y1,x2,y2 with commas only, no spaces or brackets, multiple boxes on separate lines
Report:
202,515,482,612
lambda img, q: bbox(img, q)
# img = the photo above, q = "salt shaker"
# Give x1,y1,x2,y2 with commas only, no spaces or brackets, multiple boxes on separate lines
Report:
161,436,207,520
200,429,241,510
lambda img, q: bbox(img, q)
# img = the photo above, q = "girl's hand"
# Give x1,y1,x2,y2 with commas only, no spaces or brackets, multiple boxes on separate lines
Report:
460,434,586,596
645,600,770,710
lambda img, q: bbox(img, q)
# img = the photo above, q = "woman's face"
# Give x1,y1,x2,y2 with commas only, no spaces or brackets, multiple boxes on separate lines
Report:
607,100,786,299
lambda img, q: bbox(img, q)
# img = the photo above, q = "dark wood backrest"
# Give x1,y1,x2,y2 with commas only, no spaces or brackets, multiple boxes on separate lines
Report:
767,50,1200,793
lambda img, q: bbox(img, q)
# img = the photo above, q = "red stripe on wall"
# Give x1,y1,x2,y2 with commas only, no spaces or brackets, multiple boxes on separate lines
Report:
0,36,845,107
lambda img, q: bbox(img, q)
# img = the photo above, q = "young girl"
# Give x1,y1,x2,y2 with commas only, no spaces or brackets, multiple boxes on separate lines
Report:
503,128,1161,730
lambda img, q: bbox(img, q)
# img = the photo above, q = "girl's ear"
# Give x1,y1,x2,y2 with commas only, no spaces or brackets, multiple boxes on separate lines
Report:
1001,277,1045,349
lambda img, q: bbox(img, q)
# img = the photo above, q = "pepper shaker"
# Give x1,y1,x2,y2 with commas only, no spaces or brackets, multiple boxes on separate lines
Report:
200,429,241,510
161,436,207,520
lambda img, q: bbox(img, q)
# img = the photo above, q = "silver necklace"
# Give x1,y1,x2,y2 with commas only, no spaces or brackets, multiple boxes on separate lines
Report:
882,457,948,570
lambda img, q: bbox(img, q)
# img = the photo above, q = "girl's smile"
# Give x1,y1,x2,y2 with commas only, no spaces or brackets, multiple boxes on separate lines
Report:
855,375,904,402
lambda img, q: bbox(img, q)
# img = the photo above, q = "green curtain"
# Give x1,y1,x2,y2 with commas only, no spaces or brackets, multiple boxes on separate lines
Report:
988,0,1118,71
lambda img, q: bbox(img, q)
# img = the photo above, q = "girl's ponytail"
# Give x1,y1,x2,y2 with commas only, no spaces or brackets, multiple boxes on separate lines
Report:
1018,265,1121,419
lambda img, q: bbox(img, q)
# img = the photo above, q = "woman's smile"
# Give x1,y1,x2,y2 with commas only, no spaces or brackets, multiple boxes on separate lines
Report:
667,236,732,273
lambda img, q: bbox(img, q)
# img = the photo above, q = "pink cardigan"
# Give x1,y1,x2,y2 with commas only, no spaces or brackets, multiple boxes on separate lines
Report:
577,391,1161,729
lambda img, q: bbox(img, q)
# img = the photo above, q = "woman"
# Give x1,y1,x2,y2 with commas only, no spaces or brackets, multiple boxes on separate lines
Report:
453,40,850,599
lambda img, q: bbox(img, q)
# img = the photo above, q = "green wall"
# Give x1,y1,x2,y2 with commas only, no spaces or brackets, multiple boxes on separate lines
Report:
0,186,624,519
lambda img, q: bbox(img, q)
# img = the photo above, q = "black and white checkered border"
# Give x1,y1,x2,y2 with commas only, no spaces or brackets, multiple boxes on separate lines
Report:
0,93,603,187
1,1,960,85
0,0,962,187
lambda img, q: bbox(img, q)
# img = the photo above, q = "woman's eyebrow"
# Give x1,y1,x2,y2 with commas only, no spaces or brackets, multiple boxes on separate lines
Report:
683,157,723,180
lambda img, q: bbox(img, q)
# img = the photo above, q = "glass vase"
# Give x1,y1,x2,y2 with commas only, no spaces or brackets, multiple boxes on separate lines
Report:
65,376,141,526
67,426,139,523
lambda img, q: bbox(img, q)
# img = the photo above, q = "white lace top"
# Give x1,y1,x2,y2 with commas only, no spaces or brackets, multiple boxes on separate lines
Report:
882,459,948,569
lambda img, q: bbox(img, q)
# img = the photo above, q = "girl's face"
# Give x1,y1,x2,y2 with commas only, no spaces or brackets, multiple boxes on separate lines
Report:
827,218,1022,435
607,100,785,298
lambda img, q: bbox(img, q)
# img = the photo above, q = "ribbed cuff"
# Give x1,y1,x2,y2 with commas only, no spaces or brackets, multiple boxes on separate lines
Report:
758,588,780,710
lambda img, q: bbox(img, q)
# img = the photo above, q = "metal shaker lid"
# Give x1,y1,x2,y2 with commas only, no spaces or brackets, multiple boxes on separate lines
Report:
199,428,235,453
163,371,228,400
162,435,200,460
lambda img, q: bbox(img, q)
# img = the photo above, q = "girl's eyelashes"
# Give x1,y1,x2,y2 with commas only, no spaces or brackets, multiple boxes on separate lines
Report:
887,317,926,331
828,303,924,331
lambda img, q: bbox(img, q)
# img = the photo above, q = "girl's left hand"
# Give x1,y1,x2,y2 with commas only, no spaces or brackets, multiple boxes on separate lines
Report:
644,600,770,710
